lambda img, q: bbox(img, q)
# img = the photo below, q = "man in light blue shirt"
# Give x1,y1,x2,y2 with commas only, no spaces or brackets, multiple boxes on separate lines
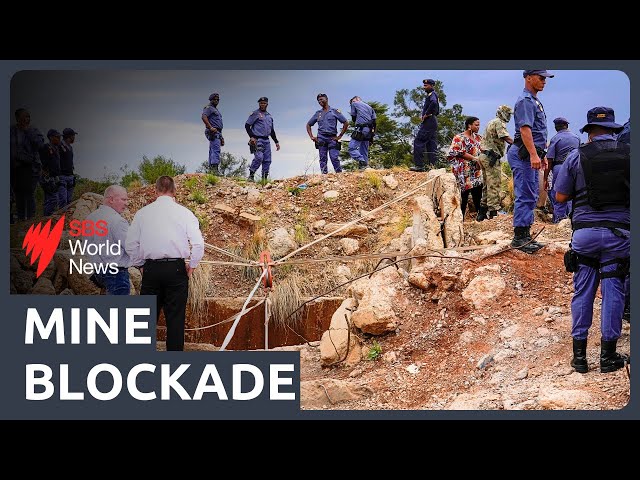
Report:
85,185,132,295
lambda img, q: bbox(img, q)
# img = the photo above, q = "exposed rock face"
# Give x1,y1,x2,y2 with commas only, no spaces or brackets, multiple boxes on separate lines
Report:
339,238,360,255
349,267,399,335
300,379,373,408
71,193,104,221
320,298,361,366
462,275,506,309
427,169,464,248
267,227,297,258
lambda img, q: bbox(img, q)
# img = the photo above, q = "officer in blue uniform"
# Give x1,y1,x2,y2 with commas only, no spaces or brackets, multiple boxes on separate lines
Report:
555,106,630,374
59,127,78,207
411,78,440,171
617,119,630,144
348,96,376,170
10,108,45,221
40,129,66,216
202,92,224,175
507,69,554,253
544,117,580,223
615,119,630,322
306,93,349,174
245,97,280,182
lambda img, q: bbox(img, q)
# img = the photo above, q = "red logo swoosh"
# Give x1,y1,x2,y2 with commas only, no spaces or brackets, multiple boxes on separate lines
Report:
22,215,66,278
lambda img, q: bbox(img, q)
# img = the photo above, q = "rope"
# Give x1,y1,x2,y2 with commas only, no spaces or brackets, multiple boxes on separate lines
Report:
204,242,258,264
275,176,439,264
219,269,268,351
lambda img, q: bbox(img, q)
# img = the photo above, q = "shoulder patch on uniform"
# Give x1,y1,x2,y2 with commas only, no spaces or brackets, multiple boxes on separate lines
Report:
336,108,341,113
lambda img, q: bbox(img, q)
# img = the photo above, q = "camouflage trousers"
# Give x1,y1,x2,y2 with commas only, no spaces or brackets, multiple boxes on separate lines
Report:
478,153,502,211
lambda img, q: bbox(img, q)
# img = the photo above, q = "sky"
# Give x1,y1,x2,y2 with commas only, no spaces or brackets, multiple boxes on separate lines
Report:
10,69,630,180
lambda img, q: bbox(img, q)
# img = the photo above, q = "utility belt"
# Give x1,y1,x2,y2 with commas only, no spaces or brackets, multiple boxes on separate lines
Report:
41,174,62,194
481,149,501,167
513,136,546,161
315,137,341,150
205,129,223,141
564,249,629,279
352,124,374,142
571,221,630,236
248,140,266,154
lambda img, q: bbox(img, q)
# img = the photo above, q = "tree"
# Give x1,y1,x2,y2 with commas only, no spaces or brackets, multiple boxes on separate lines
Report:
196,152,249,178
340,100,412,170
393,80,466,166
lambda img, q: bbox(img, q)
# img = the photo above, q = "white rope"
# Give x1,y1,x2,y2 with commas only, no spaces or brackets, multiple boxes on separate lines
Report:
204,243,258,264
219,269,268,351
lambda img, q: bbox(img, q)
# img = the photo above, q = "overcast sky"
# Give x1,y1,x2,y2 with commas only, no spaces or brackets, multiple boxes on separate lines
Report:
10,69,630,180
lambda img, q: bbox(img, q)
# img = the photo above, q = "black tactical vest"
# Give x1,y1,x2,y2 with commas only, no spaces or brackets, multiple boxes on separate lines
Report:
573,140,629,211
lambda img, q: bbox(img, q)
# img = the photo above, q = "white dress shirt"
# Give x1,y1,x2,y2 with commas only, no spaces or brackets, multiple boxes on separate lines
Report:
125,195,204,268
84,204,132,268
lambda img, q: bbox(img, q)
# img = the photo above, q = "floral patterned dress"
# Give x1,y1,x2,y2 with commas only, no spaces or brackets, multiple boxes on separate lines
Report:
447,132,483,192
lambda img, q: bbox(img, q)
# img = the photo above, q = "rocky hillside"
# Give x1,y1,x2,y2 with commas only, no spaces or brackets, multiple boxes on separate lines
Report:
9,168,630,411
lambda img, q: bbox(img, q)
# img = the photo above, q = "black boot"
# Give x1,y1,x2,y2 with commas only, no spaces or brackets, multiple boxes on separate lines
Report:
247,170,256,182
524,226,544,251
476,206,488,222
261,171,269,182
409,165,426,172
600,338,629,373
570,338,588,373
510,227,541,254
487,209,498,219
211,164,220,175
623,303,630,323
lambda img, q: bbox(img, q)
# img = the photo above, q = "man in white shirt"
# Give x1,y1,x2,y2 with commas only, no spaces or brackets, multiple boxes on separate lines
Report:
85,185,132,295
125,176,204,351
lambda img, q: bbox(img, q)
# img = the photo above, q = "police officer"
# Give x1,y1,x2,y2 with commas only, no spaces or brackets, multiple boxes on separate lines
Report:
10,108,44,221
411,79,440,171
617,118,630,144
202,92,224,175
555,106,629,374
477,105,514,221
125,176,204,351
348,96,376,170
40,129,65,216
245,97,280,182
616,119,630,322
59,127,78,207
306,93,349,174
507,69,554,253
544,117,580,223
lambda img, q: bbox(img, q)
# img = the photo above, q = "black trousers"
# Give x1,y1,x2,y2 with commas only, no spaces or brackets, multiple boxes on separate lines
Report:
461,185,483,217
141,260,189,351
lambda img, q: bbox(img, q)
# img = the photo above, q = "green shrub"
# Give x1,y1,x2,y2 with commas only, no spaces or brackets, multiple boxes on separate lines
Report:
205,174,219,186
138,155,186,184
367,340,382,361
183,177,199,190
189,189,207,204
294,223,309,244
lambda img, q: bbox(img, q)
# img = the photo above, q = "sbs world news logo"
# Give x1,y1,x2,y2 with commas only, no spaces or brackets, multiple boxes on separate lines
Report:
22,216,122,278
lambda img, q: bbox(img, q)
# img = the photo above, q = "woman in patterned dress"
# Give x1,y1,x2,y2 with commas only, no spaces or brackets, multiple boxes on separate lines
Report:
447,116,484,218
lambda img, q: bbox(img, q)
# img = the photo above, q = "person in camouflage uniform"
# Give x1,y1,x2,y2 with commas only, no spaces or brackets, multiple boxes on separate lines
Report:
477,105,514,221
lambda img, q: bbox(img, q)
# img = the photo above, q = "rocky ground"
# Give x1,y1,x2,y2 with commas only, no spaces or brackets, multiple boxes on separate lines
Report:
9,168,631,410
